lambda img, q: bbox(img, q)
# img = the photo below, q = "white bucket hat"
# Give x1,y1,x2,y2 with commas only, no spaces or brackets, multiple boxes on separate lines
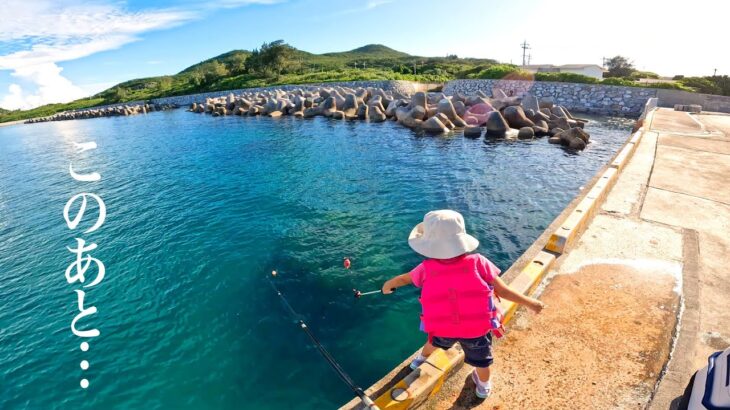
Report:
408,210,479,259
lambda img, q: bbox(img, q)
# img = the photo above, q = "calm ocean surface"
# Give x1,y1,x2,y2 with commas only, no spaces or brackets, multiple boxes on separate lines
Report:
0,110,632,409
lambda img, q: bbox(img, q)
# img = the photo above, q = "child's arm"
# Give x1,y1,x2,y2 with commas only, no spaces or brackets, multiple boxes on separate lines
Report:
493,276,545,313
381,273,412,294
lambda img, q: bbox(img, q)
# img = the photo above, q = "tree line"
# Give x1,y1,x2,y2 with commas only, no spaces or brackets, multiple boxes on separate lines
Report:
604,56,729,96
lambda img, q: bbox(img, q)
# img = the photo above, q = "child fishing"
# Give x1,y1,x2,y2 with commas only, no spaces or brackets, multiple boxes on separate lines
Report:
382,210,545,399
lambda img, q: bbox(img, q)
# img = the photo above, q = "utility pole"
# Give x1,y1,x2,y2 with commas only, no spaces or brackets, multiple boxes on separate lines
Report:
521,40,530,66
527,53,532,65
713,68,717,77
413,62,417,75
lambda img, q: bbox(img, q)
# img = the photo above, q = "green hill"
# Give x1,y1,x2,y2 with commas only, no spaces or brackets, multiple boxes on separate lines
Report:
323,44,411,59
0,41,500,123
179,50,252,74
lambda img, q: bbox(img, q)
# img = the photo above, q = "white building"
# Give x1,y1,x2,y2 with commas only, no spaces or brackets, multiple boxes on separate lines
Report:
522,64,606,80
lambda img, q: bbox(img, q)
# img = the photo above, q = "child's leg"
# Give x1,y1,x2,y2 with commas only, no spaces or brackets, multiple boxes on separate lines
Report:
474,366,491,382
421,341,437,357
461,334,494,382
410,340,437,370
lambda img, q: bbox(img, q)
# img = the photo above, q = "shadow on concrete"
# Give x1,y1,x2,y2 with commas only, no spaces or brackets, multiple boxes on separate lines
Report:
364,365,413,405
445,374,484,410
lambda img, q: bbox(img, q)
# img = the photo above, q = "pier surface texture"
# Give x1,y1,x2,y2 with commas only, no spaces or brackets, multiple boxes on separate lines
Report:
342,108,730,409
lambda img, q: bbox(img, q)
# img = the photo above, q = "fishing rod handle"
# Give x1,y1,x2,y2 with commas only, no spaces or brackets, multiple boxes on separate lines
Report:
360,395,380,410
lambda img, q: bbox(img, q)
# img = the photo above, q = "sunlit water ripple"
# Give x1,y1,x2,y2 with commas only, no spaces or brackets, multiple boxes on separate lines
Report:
0,110,632,409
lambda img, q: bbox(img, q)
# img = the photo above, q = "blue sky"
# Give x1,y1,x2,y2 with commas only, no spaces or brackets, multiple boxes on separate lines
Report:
1,0,728,110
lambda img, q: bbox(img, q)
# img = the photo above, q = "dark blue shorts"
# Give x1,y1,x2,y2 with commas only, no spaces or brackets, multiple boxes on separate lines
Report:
431,333,493,368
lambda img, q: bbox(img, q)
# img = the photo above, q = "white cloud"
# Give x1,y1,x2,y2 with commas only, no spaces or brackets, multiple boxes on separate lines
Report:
0,1,195,44
0,0,278,110
1,63,87,110
366,0,393,9
333,0,393,16
211,0,283,8
0,1,194,109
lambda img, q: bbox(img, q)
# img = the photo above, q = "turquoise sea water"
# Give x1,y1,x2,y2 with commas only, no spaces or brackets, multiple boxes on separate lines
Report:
0,110,632,409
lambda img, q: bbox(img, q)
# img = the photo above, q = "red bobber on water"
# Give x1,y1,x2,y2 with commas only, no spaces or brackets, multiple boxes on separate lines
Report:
343,257,351,270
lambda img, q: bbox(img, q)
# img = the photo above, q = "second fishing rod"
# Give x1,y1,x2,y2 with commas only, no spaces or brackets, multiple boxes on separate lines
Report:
267,270,381,410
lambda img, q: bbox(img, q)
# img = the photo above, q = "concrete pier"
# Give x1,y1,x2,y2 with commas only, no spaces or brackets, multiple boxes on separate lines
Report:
343,108,730,409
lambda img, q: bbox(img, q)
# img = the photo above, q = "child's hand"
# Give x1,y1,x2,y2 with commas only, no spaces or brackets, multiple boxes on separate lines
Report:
381,284,394,294
528,299,545,313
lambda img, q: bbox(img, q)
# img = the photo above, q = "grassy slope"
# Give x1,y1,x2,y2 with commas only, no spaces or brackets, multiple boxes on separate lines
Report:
0,44,498,123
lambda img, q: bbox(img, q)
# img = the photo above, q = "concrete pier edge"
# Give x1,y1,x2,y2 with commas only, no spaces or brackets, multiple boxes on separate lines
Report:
647,229,701,409
340,106,658,410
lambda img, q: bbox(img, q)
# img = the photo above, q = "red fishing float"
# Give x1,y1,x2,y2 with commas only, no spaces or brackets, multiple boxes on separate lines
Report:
343,257,351,270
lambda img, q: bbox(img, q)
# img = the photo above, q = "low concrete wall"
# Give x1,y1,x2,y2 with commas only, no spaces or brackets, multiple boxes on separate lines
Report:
655,89,730,113
149,80,426,106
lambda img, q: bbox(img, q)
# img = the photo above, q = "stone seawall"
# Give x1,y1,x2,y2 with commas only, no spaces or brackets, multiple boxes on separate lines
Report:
444,79,730,116
150,80,432,107
444,79,656,117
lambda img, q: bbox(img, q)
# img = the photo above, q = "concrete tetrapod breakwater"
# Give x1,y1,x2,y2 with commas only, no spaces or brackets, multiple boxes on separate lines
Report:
15,79,730,127
150,80,438,107
342,102,723,409
24,102,179,123
187,84,595,150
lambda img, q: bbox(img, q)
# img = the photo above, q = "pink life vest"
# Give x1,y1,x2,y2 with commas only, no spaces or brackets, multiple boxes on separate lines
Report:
419,254,504,339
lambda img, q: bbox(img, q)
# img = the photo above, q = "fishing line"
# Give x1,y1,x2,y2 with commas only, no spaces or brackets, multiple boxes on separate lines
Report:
266,271,380,410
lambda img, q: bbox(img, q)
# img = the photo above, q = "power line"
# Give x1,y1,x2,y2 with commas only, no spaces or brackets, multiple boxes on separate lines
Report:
521,40,530,66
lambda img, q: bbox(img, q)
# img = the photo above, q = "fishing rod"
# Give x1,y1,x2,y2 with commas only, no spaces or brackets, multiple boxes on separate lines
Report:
267,271,380,410
352,288,396,299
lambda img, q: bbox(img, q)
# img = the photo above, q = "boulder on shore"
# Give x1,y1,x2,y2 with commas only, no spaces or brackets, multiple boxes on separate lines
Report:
370,106,387,122
435,113,455,129
463,102,494,126
342,93,359,116
548,127,564,137
464,126,483,138
533,120,550,136
451,116,468,128
556,127,590,150
503,106,535,129
485,111,509,137
357,104,369,120
522,94,540,112
321,97,337,117
422,117,449,134
437,98,459,120
410,92,427,111
453,101,467,117
568,137,587,150
517,127,535,140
